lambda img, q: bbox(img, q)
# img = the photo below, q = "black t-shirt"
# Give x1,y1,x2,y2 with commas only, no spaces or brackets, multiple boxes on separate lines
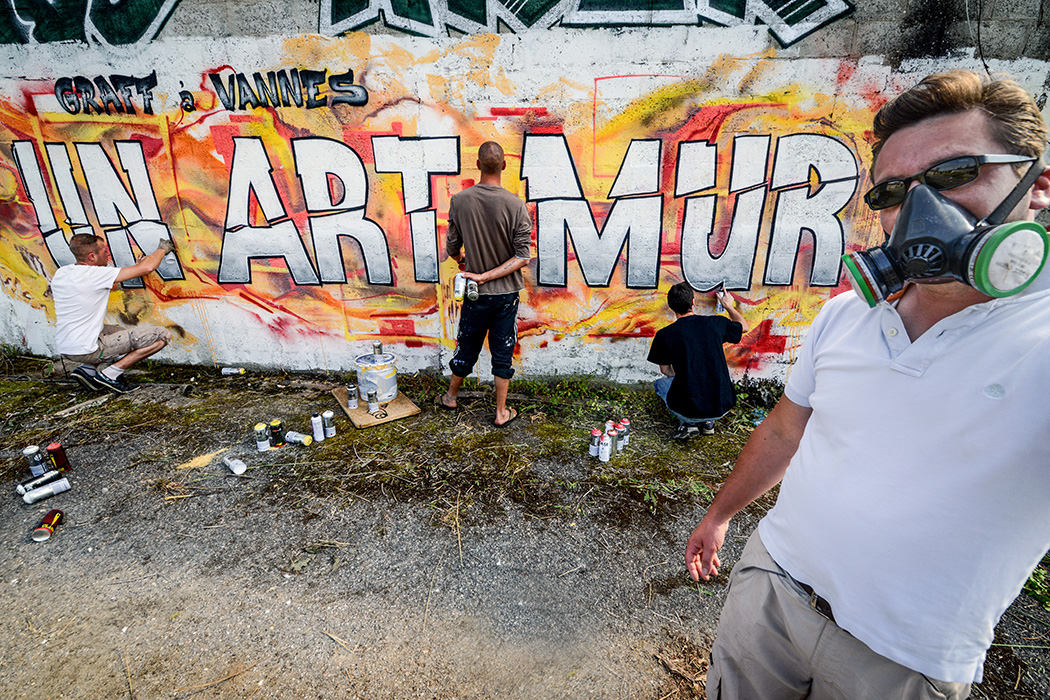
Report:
647,314,743,420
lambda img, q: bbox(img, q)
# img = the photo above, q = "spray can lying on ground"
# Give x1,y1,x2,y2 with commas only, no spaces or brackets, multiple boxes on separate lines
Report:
32,510,63,542
221,367,245,375
285,431,313,446
16,470,64,495
23,478,70,504
223,454,247,475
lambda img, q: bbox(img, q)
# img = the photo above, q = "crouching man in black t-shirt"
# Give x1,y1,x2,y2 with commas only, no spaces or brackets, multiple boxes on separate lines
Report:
647,282,749,441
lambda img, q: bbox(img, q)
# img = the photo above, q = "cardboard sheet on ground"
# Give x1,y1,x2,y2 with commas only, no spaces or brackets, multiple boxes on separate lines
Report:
331,387,420,428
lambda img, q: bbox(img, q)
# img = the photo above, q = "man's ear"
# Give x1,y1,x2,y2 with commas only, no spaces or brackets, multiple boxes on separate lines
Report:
501,160,507,171
1029,165,1050,211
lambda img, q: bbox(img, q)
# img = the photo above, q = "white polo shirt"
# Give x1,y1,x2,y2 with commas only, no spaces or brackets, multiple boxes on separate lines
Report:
759,286,1050,684
52,264,121,355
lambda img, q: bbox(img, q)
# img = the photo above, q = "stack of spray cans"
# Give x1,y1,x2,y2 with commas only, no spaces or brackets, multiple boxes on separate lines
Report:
18,442,72,542
589,418,631,463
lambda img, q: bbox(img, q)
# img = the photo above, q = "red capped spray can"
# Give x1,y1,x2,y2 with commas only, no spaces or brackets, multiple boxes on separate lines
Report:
46,443,71,472
32,510,63,542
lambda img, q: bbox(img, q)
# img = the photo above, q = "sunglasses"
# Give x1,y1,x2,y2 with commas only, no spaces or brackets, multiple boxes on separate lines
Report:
864,154,1036,210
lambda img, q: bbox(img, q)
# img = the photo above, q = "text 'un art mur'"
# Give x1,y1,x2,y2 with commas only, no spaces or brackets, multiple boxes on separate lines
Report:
1,34,1042,379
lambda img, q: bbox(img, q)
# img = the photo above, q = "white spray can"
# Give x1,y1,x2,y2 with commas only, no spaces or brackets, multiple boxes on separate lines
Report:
311,412,325,442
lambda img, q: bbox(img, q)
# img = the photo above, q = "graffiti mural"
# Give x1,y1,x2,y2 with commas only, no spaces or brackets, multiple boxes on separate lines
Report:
3,33,1011,379
0,0,181,45
324,0,853,47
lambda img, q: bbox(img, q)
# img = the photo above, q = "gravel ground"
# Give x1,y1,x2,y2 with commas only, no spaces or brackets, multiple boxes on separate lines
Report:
0,363,1047,699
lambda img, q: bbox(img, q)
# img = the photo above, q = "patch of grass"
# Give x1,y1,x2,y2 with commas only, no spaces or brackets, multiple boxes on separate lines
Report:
1024,554,1050,612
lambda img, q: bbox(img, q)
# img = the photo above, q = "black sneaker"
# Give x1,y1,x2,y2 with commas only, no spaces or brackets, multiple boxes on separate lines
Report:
700,421,716,436
94,372,135,394
71,365,103,392
672,423,700,442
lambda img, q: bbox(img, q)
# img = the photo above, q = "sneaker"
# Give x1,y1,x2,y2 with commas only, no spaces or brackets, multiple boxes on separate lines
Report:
672,423,700,442
94,372,135,394
70,365,103,392
700,420,716,436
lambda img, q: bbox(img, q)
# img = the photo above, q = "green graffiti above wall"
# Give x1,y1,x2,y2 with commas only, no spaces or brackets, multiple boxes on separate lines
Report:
0,0,851,46
0,0,180,44
326,0,855,46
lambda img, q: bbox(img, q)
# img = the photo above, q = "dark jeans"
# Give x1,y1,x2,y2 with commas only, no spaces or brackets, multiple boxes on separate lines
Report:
449,292,519,380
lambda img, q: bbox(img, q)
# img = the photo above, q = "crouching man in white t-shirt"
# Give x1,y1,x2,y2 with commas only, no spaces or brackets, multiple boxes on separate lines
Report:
52,233,174,394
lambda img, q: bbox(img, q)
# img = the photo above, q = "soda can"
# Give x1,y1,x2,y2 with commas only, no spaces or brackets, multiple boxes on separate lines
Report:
607,429,619,458
589,428,602,457
311,412,325,442
372,340,383,358
619,418,631,446
223,454,247,475
46,442,71,472
285,430,313,446
23,446,47,477
16,470,63,495
322,410,336,438
614,423,626,452
221,367,245,375
466,279,479,301
453,273,466,302
32,510,63,542
23,478,71,505
254,422,270,451
598,433,612,463
367,389,379,413
269,419,286,447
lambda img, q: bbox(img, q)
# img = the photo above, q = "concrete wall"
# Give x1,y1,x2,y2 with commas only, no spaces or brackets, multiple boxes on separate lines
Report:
0,4,1047,382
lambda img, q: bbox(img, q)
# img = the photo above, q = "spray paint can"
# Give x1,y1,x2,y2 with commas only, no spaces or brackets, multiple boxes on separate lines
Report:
614,423,626,452
604,419,616,434
714,283,725,314
453,273,466,302
222,454,247,475
16,470,64,495
32,510,63,542
346,384,359,409
23,446,47,477
221,367,245,375
23,478,71,505
46,442,71,472
311,412,325,442
269,419,286,447
367,389,379,413
589,428,602,457
466,279,479,301
607,429,619,458
254,423,270,451
322,410,336,438
619,418,631,446
372,340,383,359
285,431,313,446
598,432,612,463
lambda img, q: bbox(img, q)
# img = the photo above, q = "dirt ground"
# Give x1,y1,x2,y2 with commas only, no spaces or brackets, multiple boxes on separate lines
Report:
0,358,1047,699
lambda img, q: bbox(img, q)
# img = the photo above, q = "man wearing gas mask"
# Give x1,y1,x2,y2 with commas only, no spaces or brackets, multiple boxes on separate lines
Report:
685,69,1050,699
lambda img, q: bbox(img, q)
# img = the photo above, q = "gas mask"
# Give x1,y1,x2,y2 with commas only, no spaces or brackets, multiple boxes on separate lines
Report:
843,161,1049,307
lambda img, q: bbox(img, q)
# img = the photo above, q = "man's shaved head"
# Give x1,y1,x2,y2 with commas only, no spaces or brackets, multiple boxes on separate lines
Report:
477,141,505,175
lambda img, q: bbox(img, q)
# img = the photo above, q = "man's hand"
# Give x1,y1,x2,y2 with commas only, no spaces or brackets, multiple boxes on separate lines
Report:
156,239,175,255
461,271,483,283
685,515,728,581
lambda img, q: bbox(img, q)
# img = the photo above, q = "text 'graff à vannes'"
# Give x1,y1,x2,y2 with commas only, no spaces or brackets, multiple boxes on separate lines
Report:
52,68,368,116
13,133,858,291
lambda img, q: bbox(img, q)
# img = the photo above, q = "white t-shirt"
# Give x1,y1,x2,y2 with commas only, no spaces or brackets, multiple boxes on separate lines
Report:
52,264,121,355
759,287,1050,684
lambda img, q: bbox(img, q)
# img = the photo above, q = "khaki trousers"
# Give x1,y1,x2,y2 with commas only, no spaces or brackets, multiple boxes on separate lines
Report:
707,531,972,700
